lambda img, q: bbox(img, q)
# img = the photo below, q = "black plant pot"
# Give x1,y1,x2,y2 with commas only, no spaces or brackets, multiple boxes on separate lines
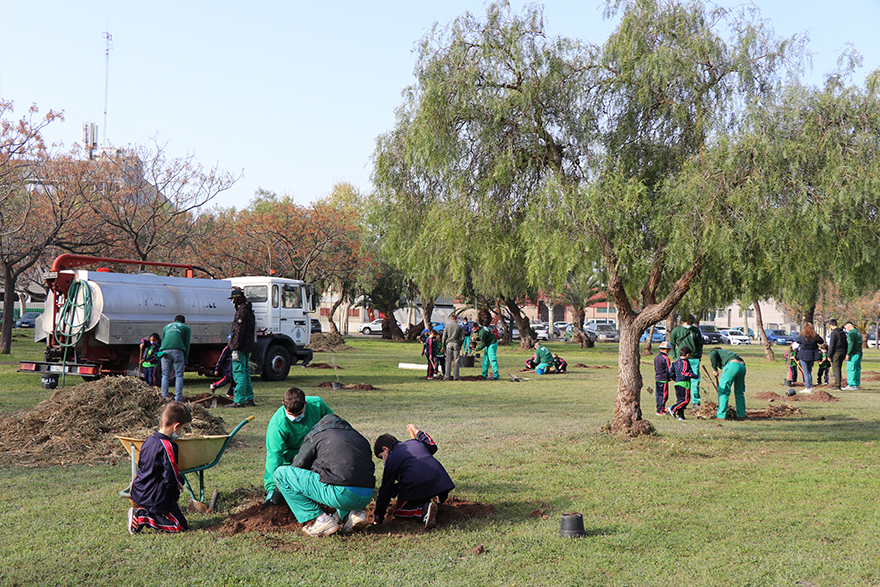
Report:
559,513,586,538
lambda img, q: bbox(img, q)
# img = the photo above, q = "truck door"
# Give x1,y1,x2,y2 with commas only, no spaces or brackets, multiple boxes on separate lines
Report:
280,284,308,346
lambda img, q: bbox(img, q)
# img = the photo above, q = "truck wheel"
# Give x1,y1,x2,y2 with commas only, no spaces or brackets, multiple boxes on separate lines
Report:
262,345,291,381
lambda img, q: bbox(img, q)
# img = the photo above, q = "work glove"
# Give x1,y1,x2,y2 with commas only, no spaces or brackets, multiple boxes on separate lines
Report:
232,350,239,362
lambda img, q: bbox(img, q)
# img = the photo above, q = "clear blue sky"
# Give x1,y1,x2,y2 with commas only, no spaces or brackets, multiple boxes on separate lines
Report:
1,1,878,210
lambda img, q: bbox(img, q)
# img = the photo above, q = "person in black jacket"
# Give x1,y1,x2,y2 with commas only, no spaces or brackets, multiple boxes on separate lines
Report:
227,288,256,408
127,402,192,534
796,323,824,394
827,320,848,390
372,424,455,530
273,414,375,537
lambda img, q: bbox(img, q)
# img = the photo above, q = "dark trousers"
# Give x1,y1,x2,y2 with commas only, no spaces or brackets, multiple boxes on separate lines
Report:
816,365,829,385
787,364,798,383
670,383,690,416
831,352,846,389
655,381,669,414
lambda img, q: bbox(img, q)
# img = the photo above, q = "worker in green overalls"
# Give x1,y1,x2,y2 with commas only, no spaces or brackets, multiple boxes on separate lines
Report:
709,347,747,420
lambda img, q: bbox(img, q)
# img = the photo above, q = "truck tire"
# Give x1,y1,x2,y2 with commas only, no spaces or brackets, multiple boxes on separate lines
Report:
262,345,291,381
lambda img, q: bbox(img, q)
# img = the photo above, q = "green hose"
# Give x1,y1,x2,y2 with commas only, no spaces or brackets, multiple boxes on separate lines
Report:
53,279,92,387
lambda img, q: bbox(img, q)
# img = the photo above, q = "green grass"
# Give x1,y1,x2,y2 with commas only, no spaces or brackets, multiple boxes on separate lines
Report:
2,336,880,586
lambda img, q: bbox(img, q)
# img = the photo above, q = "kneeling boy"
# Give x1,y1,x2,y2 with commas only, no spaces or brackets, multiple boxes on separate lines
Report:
127,401,192,534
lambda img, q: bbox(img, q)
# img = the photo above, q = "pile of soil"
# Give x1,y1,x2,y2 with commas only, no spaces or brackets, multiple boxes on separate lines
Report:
308,332,355,353
861,370,880,381
0,377,227,467
305,363,343,370
316,382,380,390
211,493,496,536
754,390,839,402
692,400,805,420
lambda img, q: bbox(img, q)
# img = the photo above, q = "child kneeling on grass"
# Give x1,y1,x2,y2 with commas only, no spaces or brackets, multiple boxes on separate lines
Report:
127,401,192,535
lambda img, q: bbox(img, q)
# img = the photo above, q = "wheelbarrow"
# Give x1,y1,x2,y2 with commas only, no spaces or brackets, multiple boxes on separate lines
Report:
117,415,254,502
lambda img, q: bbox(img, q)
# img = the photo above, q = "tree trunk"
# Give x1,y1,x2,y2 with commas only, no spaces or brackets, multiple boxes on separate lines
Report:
503,297,534,349
573,306,593,348
753,298,775,360
326,285,347,335
422,298,435,332
0,263,15,354
641,324,656,355
610,320,654,436
803,302,816,326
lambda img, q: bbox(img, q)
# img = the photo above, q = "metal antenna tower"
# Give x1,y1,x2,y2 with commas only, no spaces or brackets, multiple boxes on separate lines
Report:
102,31,112,146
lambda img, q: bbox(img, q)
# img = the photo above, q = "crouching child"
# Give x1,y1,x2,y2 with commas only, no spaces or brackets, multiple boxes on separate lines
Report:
373,424,455,529
127,401,192,534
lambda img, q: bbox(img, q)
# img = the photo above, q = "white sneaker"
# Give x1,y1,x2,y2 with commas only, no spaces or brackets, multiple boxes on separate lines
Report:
423,498,438,529
842,386,858,391
342,510,369,533
302,514,340,537
800,388,813,394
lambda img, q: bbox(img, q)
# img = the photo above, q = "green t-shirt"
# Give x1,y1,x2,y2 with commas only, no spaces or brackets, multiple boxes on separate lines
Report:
263,397,333,492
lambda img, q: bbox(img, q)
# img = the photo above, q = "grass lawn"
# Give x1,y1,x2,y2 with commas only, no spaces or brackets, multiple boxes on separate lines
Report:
1,334,879,586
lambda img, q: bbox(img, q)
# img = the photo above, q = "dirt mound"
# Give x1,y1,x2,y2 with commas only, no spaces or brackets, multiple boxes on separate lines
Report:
861,370,880,381
305,363,343,370
317,382,380,390
308,333,355,353
212,493,496,536
0,377,227,467
692,400,805,420
574,364,611,369
755,389,839,403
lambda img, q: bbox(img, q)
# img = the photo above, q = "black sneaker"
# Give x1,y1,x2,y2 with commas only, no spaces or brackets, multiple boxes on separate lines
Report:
226,390,234,398
225,403,246,408
243,400,256,407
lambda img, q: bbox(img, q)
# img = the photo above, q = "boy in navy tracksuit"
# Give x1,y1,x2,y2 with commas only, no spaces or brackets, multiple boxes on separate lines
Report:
372,424,455,529
210,336,236,397
654,341,673,416
553,354,567,373
669,346,697,420
127,402,192,534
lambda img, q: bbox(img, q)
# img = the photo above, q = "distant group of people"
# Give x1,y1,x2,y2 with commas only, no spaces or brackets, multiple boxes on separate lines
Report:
128,389,455,537
788,320,862,391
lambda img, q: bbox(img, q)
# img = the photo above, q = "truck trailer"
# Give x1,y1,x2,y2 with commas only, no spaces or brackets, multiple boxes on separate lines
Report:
19,255,315,387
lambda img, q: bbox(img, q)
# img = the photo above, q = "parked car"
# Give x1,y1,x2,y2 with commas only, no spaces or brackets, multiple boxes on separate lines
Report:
15,312,41,328
531,322,560,340
640,329,665,343
698,324,723,345
868,333,876,349
719,329,751,345
357,319,386,335
553,321,571,333
586,323,619,342
564,324,598,343
764,328,796,345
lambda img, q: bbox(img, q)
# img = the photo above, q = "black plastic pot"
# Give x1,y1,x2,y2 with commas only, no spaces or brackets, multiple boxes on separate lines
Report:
559,513,586,538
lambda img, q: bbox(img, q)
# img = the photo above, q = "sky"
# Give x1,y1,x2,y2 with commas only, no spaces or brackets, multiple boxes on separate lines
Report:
1,0,878,210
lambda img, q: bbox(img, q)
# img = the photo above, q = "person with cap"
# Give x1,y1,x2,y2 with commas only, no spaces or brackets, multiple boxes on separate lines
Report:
653,340,673,416
709,347,747,419
227,287,256,408
158,315,191,402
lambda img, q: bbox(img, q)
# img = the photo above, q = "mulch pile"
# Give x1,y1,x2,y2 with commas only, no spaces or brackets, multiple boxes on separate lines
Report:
317,382,380,390
308,332,355,353
0,377,227,467
211,493,496,536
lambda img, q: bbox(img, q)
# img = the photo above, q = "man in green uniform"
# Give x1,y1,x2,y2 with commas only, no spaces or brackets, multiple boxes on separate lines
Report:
159,315,191,402
843,321,863,390
533,341,554,375
472,323,499,380
264,387,334,503
709,347,746,419
668,317,691,360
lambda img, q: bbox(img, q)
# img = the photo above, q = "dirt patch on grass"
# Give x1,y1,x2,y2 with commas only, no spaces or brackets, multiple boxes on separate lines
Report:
0,377,227,467
211,493,496,536
305,363,343,370
692,400,805,420
317,382,380,390
308,333,355,353
860,370,880,381
574,364,611,369
754,390,839,402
